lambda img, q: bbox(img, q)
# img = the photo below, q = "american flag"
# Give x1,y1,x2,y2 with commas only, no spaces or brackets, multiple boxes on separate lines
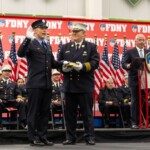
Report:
18,58,28,79
121,42,128,78
0,36,4,68
8,36,18,81
94,39,102,97
100,41,112,83
94,65,103,97
110,42,124,87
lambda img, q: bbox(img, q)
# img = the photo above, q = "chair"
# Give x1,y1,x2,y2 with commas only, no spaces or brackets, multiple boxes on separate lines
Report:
100,104,125,128
50,93,66,129
2,107,19,130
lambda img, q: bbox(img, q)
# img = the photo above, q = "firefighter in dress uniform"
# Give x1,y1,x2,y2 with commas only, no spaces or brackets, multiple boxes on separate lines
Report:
17,19,63,146
58,22,100,145
0,65,27,129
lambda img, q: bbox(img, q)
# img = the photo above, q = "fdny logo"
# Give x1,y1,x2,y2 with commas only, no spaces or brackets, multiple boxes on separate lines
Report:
8,35,14,44
0,20,5,27
132,25,137,32
100,24,105,31
109,39,115,47
68,21,73,29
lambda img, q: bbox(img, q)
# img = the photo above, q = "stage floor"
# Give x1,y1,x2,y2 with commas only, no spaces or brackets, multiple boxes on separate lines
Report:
1,128,150,145
0,143,150,150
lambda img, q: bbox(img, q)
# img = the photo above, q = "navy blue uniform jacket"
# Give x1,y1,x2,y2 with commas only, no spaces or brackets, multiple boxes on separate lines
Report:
58,40,100,93
17,38,62,89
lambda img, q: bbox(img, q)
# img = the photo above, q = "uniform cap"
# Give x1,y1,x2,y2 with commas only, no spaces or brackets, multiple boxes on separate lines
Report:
0,70,2,74
52,69,60,75
1,65,12,71
72,22,87,31
31,19,48,29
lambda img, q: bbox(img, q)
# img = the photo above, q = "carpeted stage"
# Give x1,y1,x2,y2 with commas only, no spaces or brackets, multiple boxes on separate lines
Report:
1,128,150,145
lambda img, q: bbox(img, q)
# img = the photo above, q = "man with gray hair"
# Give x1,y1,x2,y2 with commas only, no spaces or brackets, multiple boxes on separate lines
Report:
122,34,150,129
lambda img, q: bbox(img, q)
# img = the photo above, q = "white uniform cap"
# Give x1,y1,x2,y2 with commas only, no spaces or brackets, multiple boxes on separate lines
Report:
52,69,60,75
72,22,87,31
1,64,12,71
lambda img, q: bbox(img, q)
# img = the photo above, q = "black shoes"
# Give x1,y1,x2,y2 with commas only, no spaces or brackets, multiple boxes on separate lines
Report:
0,124,3,130
30,140,45,146
30,139,54,146
19,123,26,130
40,139,54,146
63,140,76,145
86,139,95,145
131,124,139,129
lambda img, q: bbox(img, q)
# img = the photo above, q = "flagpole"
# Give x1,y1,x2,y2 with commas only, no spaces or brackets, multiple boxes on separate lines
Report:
93,34,98,118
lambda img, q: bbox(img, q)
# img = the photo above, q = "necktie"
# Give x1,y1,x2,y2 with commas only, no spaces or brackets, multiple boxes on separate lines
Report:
139,50,143,58
76,44,80,51
42,41,47,49
56,83,59,88
4,80,7,84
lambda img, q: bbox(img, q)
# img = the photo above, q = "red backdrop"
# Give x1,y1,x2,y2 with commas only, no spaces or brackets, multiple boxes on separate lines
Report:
0,15,150,63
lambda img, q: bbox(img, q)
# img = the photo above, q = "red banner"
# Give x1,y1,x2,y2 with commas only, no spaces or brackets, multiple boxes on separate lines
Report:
0,15,150,64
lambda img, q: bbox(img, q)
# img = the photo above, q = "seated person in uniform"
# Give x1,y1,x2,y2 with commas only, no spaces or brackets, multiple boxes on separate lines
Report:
98,78,122,128
117,74,131,127
51,69,63,110
16,77,28,103
0,65,27,129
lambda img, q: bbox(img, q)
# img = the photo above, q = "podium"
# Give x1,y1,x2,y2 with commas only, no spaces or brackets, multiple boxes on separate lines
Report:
134,55,150,128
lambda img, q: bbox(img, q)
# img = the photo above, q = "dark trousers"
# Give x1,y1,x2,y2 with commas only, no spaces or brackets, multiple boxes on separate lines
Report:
130,86,139,125
27,89,51,142
64,92,95,141
99,105,120,125
0,100,26,124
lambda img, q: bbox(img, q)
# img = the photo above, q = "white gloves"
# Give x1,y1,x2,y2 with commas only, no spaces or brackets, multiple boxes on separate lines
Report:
62,61,73,72
73,62,83,71
26,26,34,39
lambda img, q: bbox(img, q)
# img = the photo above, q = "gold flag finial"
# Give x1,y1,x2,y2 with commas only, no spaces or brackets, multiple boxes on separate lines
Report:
58,33,62,40
94,34,97,44
123,35,127,42
68,32,72,41
104,34,107,42
94,34,97,40
12,31,15,37
114,34,117,41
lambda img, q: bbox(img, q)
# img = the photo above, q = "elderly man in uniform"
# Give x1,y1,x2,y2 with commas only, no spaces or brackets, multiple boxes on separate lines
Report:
17,19,63,146
0,64,27,129
58,22,100,145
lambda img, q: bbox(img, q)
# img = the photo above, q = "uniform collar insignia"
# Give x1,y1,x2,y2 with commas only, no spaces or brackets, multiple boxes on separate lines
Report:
81,45,85,48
